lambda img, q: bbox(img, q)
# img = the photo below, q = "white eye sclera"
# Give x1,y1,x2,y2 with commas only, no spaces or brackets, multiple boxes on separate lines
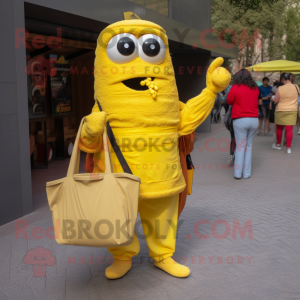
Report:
106,34,166,65
138,34,166,65
106,34,139,64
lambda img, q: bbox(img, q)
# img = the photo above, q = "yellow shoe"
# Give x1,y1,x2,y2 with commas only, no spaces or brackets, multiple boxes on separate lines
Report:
154,257,190,278
105,260,132,280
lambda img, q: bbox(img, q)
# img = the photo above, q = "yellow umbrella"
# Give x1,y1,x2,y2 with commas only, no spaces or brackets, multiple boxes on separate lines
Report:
246,60,300,73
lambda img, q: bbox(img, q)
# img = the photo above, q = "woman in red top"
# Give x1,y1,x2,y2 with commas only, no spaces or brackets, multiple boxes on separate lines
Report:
227,69,259,179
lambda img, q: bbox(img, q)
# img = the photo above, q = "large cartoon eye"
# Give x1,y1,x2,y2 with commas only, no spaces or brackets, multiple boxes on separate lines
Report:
138,34,166,65
106,34,138,64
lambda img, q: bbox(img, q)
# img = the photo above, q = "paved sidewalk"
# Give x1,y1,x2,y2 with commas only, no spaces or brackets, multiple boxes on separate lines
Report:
0,118,300,300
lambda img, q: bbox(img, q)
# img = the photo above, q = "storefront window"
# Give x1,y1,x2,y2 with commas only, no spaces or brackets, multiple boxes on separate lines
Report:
129,0,169,16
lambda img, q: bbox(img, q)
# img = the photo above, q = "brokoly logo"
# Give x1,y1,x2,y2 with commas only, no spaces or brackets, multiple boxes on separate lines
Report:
23,246,56,277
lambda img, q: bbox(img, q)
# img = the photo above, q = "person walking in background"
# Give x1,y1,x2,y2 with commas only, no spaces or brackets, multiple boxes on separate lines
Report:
272,73,300,154
227,116,236,167
290,74,297,85
290,74,300,134
227,69,259,179
273,79,279,87
221,90,226,114
223,80,233,115
269,80,282,138
257,77,272,136
224,103,236,167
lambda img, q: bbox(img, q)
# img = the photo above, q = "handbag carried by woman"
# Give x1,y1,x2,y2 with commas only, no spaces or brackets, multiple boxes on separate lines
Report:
269,101,277,124
224,105,233,131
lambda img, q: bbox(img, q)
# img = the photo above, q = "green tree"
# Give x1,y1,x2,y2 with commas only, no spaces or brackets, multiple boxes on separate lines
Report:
211,0,286,71
284,2,300,61
230,0,283,10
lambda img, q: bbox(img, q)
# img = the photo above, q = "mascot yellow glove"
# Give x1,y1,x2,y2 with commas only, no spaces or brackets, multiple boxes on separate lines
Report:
178,57,231,136
206,57,231,94
79,111,106,153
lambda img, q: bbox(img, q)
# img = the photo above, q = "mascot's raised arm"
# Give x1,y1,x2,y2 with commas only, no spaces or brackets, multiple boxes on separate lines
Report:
79,20,231,279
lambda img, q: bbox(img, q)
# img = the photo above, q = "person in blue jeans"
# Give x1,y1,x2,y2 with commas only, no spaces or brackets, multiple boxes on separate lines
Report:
257,77,273,136
226,69,259,179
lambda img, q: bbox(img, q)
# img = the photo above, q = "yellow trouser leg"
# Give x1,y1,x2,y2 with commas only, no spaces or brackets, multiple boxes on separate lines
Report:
139,194,179,262
107,194,179,261
107,230,140,261
106,194,189,278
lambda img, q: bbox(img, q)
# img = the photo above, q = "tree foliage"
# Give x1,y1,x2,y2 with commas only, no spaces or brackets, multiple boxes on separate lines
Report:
211,0,287,70
229,0,283,10
284,2,300,61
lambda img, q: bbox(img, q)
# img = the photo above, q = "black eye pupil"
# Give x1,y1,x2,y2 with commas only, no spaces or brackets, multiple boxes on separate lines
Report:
117,37,135,56
142,38,160,57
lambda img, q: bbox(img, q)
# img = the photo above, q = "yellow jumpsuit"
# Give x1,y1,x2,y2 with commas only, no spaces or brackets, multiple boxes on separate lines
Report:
78,20,231,266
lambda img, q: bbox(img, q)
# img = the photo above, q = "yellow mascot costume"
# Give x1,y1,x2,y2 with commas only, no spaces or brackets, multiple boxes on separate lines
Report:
79,20,231,279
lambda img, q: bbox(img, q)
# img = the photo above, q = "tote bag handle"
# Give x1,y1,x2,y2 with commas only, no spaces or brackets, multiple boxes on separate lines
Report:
66,118,113,177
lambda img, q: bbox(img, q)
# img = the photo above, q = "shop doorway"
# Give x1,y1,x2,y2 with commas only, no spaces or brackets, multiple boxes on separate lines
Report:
24,17,105,206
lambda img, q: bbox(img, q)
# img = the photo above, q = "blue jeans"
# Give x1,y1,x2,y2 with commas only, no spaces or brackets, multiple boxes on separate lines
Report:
233,118,258,178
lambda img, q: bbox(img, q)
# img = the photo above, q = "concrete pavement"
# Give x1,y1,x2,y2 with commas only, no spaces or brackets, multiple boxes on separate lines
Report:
0,116,300,300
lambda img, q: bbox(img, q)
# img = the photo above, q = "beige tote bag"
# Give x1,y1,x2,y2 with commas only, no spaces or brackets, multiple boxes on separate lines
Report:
46,118,140,247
